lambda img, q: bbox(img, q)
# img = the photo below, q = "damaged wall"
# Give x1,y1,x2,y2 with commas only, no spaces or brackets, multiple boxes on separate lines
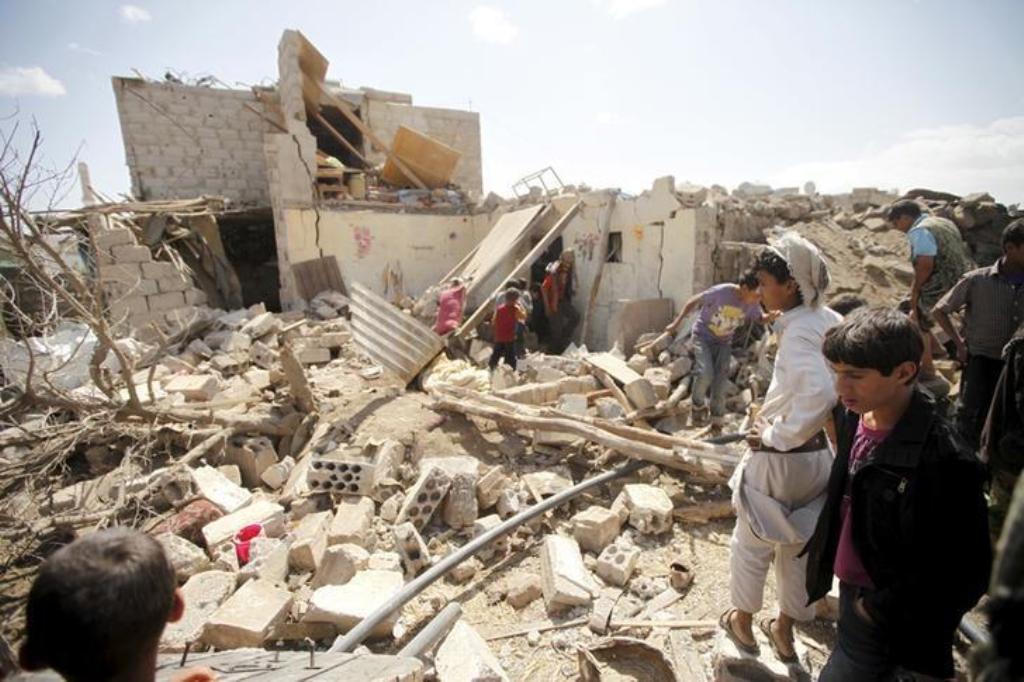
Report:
281,208,493,302
112,78,276,205
364,97,483,197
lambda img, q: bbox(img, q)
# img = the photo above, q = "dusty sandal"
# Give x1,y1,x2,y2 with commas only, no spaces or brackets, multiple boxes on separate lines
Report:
718,609,759,655
759,617,798,664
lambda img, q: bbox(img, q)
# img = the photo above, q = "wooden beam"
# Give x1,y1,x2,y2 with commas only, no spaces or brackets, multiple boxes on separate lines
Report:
312,110,370,167
462,204,550,302
455,201,582,339
316,86,428,190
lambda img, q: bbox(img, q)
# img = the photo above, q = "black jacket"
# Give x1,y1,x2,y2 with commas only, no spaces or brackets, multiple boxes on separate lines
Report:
802,390,991,678
982,324,1024,478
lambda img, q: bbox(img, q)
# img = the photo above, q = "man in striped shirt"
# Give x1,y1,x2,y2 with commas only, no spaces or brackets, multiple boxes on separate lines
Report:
933,219,1024,447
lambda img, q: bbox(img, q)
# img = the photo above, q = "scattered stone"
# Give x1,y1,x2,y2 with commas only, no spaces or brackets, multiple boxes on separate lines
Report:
225,434,278,488
238,535,291,584
539,535,599,608
312,543,370,588
288,510,331,572
160,570,237,652
435,620,510,682
571,506,622,554
505,573,542,609
164,374,220,401
379,492,404,523
157,533,210,582
447,557,480,584
472,514,509,563
328,496,376,549
368,551,403,572
594,397,626,420
619,484,674,534
201,499,286,551
261,455,295,490
522,468,573,502
476,466,508,510
202,579,292,650
190,465,252,513
496,488,522,519
304,570,405,638
442,471,479,529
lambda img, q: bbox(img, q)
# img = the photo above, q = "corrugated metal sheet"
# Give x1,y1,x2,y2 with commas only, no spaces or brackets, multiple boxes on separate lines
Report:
350,282,444,384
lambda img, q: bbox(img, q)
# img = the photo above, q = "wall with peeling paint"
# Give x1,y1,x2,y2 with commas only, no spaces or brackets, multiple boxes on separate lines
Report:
281,208,494,302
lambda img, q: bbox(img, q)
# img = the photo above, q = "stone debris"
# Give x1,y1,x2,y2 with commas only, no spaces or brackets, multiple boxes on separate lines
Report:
328,496,376,548
157,533,211,582
595,543,640,586
312,543,370,588
540,534,600,609
190,465,252,513
392,521,432,577
504,573,543,609
202,578,293,649
304,570,405,638
288,510,331,572
395,465,452,530
572,506,622,554
435,620,510,682
201,499,286,551
618,484,675,535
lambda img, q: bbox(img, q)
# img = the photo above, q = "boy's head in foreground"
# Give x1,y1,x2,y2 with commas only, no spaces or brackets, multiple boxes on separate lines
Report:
823,308,923,416
20,527,183,682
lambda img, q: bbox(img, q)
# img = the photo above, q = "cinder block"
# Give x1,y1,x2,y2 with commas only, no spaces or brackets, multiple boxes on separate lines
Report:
619,484,674,534
572,506,622,554
111,244,152,263
190,465,252,513
288,510,331,573
202,578,292,649
100,262,143,286
157,533,210,582
157,276,189,293
160,570,236,652
185,288,208,305
93,228,135,250
149,291,186,312
328,496,375,548
307,457,375,496
395,466,451,531
392,522,431,578
596,543,640,586
142,261,179,279
472,514,508,563
109,295,149,320
225,435,278,488
540,535,599,608
442,472,478,529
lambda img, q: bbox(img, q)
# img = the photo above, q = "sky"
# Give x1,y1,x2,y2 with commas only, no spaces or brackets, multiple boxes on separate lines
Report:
1,0,1023,207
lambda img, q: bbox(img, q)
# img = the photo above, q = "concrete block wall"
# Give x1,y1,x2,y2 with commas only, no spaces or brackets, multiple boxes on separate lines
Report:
364,98,483,197
112,77,274,205
91,222,208,340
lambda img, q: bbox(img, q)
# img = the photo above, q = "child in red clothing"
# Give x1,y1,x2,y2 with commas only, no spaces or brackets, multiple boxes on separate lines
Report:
490,289,520,371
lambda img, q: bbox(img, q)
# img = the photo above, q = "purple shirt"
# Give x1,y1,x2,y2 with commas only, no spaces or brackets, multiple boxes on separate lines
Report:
692,284,762,343
834,420,888,588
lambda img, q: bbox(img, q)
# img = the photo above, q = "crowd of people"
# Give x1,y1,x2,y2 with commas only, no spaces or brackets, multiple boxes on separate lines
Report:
13,209,1024,681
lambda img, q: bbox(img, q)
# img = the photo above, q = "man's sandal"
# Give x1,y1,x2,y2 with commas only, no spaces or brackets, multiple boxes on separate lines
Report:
759,617,798,664
718,608,759,655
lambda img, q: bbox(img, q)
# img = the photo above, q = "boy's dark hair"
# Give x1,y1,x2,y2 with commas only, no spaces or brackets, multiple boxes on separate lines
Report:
822,307,924,383
886,199,922,222
829,294,868,317
754,249,804,304
21,528,176,680
504,288,520,302
1002,218,1024,248
737,270,759,289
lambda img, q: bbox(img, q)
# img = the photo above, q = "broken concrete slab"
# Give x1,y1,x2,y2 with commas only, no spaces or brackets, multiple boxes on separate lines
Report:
160,570,237,652
539,534,599,609
202,578,293,650
435,620,510,682
522,467,574,502
260,455,295,490
157,533,211,582
304,570,405,638
442,471,478,529
312,543,370,588
225,434,278,488
476,466,508,510
201,498,286,551
571,506,622,554
328,496,376,549
191,465,252,513
238,535,291,585
288,510,331,573
164,374,220,401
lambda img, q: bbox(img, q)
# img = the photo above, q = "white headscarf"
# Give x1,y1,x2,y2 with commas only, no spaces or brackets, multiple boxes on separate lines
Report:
766,230,831,308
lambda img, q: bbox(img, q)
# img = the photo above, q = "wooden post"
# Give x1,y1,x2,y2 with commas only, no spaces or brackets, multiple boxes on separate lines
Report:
456,201,582,339
311,110,371,167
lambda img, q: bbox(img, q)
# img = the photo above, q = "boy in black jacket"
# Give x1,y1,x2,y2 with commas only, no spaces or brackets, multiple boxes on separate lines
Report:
804,308,991,680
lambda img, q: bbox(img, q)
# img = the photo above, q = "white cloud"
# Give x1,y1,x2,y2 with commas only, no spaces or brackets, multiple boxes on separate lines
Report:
119,5,152,23
770,116,1024,205
469,6,518,45
0,66,66,97
67,42,102,56
596,0,667,20
595,111,621,126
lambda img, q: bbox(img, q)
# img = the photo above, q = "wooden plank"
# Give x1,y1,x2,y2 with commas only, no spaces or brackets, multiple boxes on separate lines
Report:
585,352,642,385
292,256,347,299
312,110,370,167
459,204,548,300
380,125,461,189
316,86,429,190
456,201,582,339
